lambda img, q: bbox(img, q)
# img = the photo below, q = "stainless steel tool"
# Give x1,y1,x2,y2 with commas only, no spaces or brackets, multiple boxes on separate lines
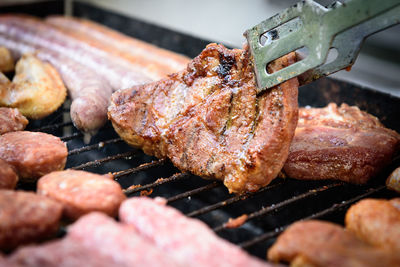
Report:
245,0,400,93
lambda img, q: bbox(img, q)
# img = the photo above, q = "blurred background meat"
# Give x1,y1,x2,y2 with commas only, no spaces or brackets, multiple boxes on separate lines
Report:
0,131,67,181
38,170,126,220
0,190,62,252
0,107,28,135
0,159,18,189
345,198,400,252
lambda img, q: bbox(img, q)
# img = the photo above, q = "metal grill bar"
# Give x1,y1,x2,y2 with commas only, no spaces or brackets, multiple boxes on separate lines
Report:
167,181,221,203
32,121,73,132
114,159,166,179
238,184,387,249
213,182,343,232
186,180,285,218
68,138,123,156
61,132,83,142
124,172,190,195
71,150,137,170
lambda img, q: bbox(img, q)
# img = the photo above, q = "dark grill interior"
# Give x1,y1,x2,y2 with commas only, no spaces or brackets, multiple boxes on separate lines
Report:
6,0,400,262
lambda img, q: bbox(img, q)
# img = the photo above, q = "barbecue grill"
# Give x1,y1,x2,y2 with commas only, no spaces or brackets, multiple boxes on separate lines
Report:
4,0,400,261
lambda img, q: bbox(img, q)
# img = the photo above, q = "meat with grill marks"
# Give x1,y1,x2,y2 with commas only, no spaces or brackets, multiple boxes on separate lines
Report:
108,43,299,194
283,103,400,184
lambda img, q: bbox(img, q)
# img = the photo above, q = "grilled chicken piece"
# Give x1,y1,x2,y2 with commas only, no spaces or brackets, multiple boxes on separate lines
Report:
283,103,400,184
268,220,400,267
38,170,126,220
0,190,62,252
0,54,66,119
0,107,28,135
345,198,400,252
0,131,67,181
109,43,299,194
0,46,14,72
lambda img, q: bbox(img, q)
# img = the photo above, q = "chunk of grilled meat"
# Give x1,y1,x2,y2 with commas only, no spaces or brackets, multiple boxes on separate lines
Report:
268,220,400,267
283,103,400,184
0,107,28,135
109,43,299,194
345,198,400,252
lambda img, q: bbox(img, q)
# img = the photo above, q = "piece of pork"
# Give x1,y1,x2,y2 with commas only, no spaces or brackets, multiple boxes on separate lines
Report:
283,103,400,184
109,43,299,194
345,198,400,252
0,131,67,181
37,170,126,220
267,220,400,267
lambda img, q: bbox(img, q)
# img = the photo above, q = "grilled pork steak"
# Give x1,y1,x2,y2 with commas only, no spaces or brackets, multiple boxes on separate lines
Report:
283,103,400,184
109,43,299,194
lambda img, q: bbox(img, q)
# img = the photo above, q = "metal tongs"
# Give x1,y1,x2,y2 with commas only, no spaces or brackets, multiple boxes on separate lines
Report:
245,0,400,93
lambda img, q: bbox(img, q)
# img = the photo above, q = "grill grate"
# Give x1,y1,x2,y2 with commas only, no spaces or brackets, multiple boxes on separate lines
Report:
23,102,398,260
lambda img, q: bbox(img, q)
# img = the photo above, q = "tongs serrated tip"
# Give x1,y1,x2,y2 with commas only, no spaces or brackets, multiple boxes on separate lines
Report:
245,0,400,93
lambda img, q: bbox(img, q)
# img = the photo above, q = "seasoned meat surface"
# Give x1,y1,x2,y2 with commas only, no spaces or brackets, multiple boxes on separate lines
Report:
38,170,126,220
0,190,62,252
345,198,400,252
283,103,400,183
0,159,18,189
0,54,66,119
268,220,400,267
119,197,272,267
0,107,28,135
109,43,299,193
0,46,14,72
0,131,67,181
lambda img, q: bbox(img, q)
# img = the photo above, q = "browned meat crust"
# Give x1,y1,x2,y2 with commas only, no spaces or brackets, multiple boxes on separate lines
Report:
283,103,400,184
0,190,62,252
37,170,126,220
267,220,400,267
109,43,299,194
0,131,67,181
345,198,400,252
0,107,28,135
0,159,18,189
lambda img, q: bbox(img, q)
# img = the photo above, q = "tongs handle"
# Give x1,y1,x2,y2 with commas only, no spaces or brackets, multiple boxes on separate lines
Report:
245,0,400,93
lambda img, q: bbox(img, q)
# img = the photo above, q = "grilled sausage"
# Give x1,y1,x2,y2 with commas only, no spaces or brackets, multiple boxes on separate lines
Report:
46,16,190,79
37,170,126,220
0,15,151,91
0,35,111,136
0,190,62,252
0,131,67,182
